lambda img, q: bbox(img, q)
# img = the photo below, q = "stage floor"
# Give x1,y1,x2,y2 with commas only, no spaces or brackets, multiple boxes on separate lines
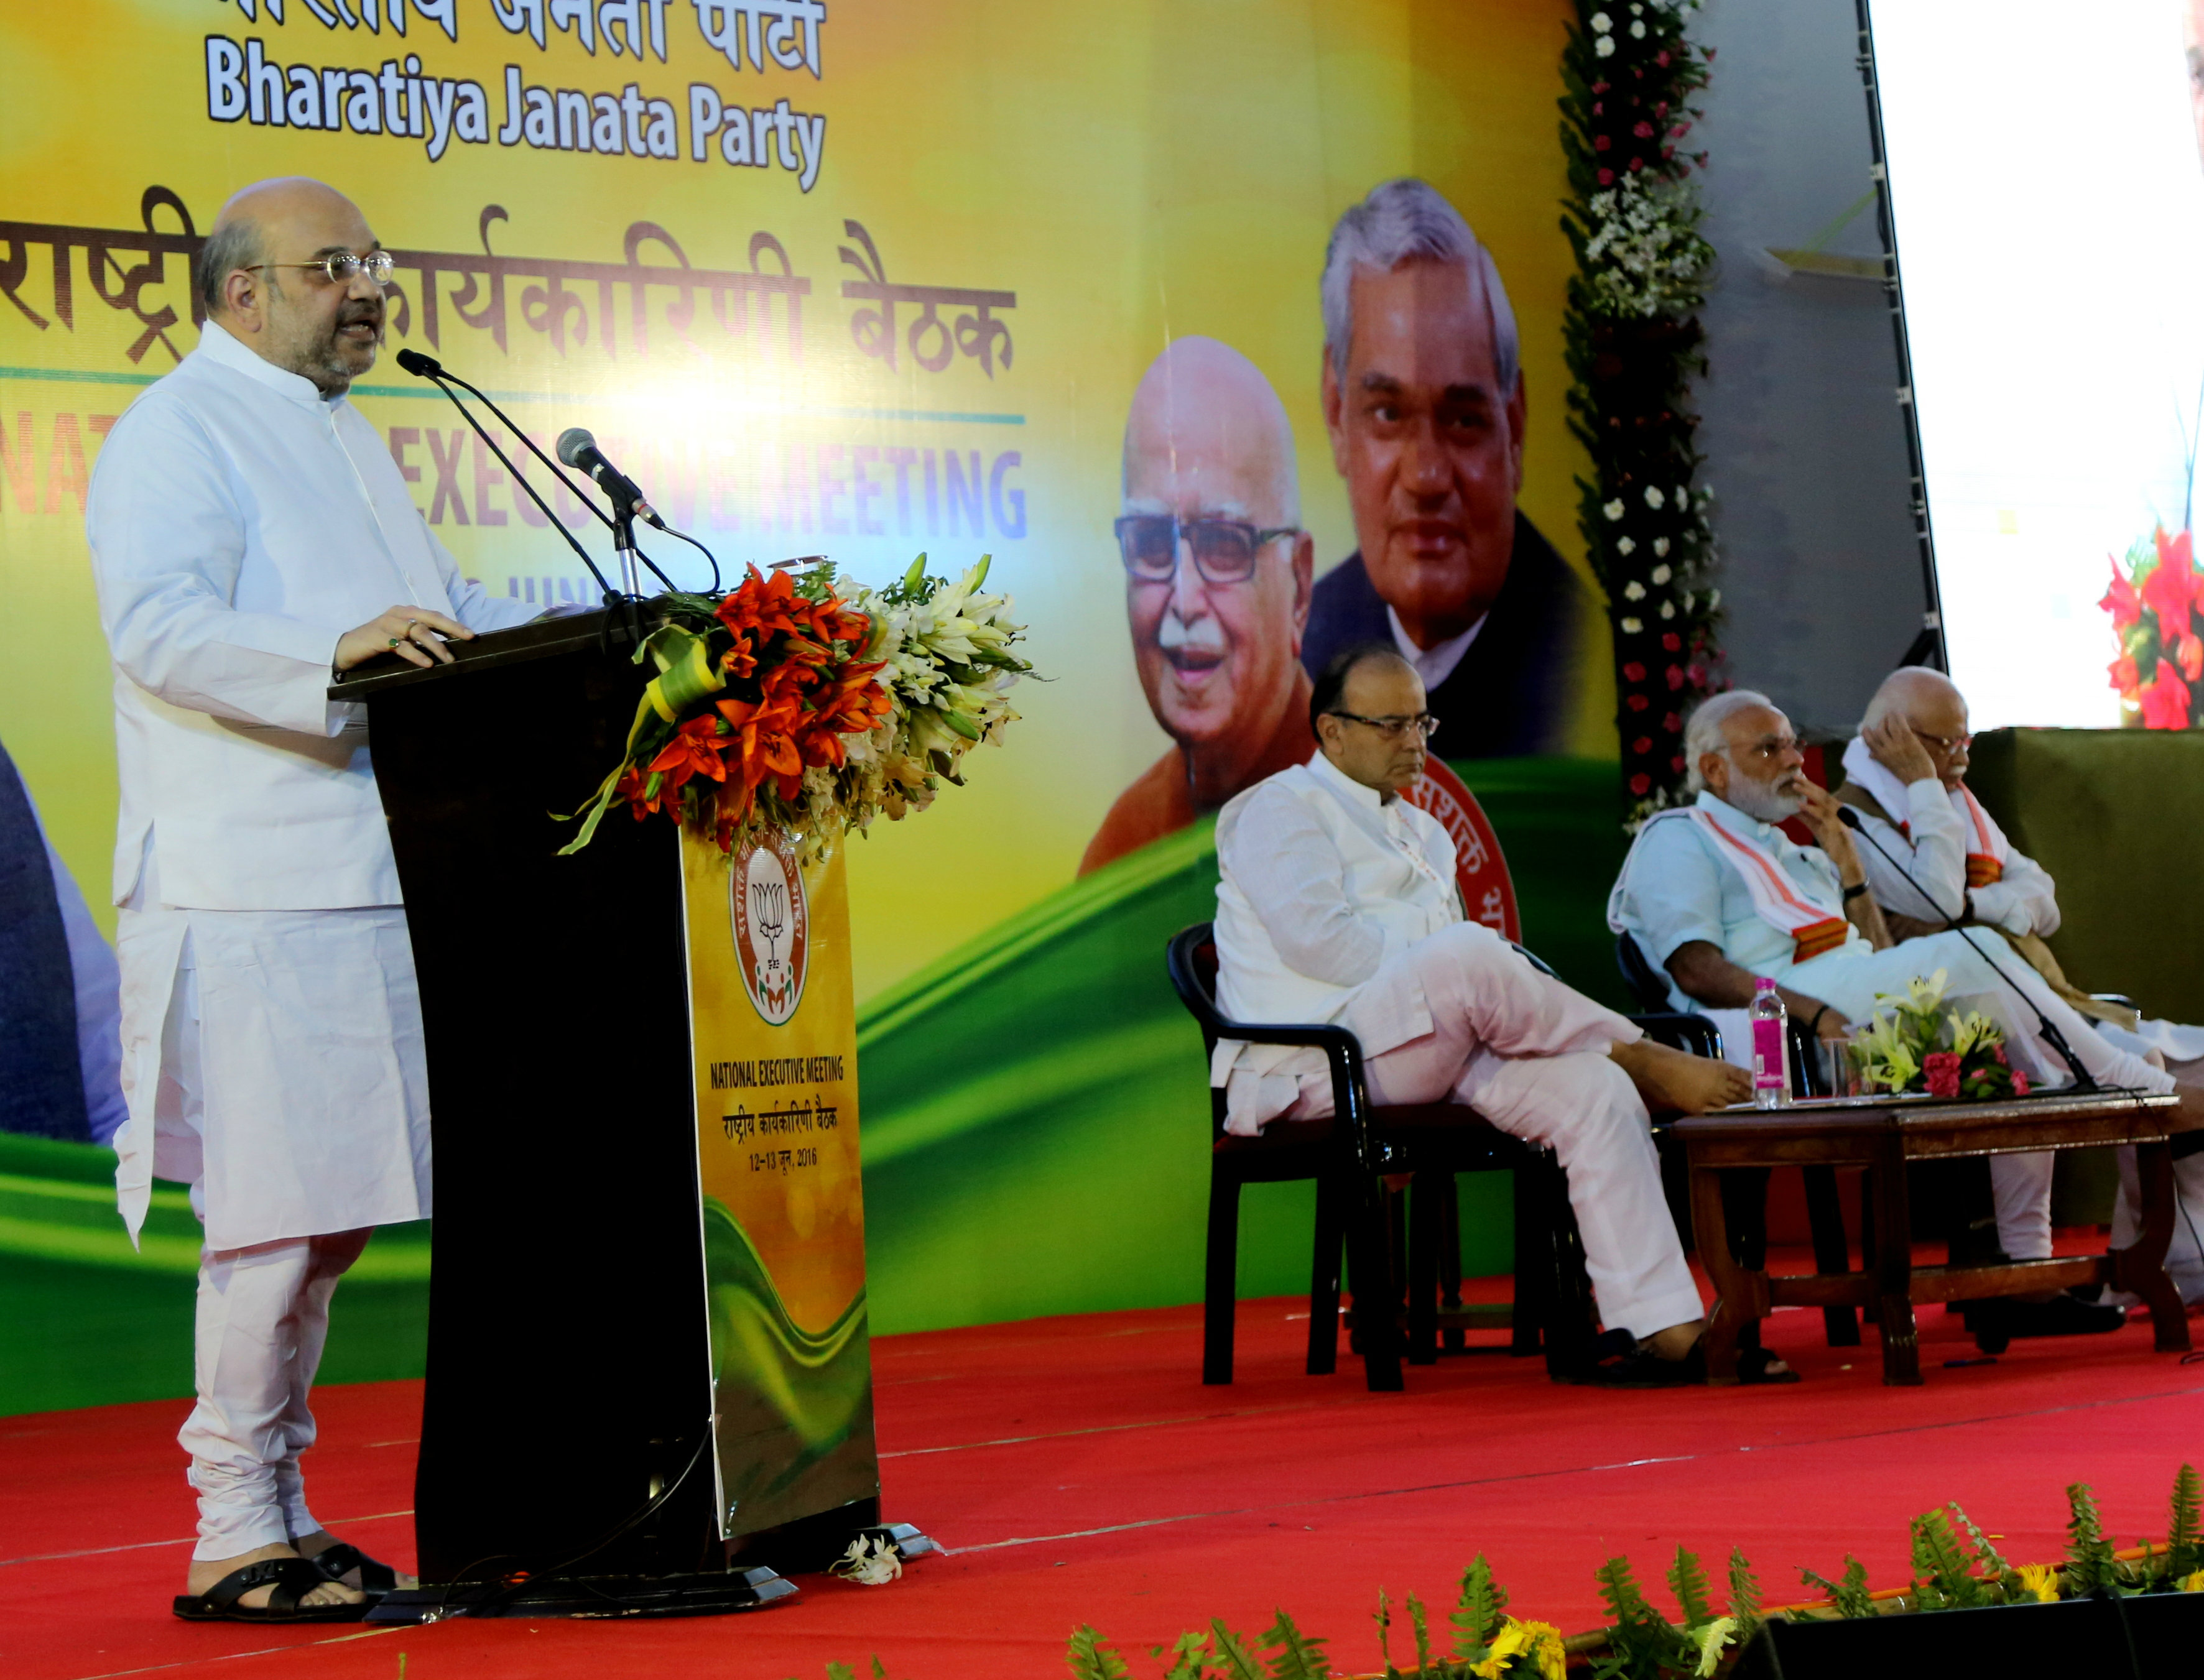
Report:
7,1252,2200,1680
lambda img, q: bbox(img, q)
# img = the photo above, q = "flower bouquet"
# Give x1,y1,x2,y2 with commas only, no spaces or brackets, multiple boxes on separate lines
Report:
558,554,1032,860
1850,970,2030,1101
2100,525,2201,729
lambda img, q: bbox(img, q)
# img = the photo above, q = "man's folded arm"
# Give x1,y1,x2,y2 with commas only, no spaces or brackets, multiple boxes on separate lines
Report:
1665,939,1848,1036
1892,779,1967,921
1222,788,1392,989
1969,853,2060,938
89,404,346,736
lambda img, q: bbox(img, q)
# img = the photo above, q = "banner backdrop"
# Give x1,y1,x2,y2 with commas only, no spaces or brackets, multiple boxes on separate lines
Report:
0,0,1621,1388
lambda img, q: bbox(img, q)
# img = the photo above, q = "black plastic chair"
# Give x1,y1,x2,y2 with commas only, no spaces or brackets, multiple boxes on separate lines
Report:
1167,923,1725,1392
1614,930,1861,1347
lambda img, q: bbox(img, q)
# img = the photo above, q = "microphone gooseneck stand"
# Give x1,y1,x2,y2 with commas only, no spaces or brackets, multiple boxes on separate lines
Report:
392,349,686,645
1835,803,2097,1092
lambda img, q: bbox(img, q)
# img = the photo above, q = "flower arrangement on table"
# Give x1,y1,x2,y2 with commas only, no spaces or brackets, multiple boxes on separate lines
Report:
1850,969,2029,1101
2100,525,2202,729
559,555,1032,859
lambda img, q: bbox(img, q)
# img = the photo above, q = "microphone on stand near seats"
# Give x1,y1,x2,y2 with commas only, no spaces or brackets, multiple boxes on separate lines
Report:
1835,804,2096,1092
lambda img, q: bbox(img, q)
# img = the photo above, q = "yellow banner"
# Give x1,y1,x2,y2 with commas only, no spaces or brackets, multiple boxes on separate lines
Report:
682,824,875,1540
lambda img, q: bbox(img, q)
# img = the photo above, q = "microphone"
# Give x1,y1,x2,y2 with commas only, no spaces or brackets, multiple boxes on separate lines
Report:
556,428,665,530
1834,804,2095,1091
392,346,618,601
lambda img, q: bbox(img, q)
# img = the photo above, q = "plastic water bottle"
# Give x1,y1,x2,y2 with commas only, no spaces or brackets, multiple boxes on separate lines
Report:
1750,976,1788,1109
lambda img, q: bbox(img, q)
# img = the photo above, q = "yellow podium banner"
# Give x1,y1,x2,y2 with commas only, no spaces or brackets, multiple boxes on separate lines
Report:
682,826,875,1542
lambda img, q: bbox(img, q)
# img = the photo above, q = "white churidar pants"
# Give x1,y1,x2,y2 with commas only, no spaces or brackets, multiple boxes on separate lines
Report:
114,901,428,1559
1282,922,1703,1342
183,1229,371,1558
1786,930,2175,1262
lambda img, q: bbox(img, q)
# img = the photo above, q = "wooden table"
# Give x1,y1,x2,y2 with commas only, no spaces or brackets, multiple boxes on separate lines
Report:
1676,1090,2195,1385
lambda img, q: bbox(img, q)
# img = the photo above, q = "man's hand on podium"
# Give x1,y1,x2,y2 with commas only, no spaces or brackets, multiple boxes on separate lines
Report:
336,606,475,672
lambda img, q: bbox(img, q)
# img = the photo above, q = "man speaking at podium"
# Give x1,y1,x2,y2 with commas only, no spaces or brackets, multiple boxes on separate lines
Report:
85,178,537,1620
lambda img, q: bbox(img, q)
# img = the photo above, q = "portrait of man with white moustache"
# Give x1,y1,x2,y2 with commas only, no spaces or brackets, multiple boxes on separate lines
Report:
1081,336,1319,875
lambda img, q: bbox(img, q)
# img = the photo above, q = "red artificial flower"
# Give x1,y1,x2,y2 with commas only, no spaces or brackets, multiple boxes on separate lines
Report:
1595,134,1611,152
1655,50,1671,67
2139,659,2194,729
2100,555,2144,631
1662,712,1681,732
1629,772,1652,796
1627,693,1650,712
1923,1051,1961,1099
1622,661,1647,682
1665,664,1686,691
2140,527,2198,635
2011,1069,2030,1096
1597,168,1614,186
2108,653,2141,698
1670,755,1686,774
1632,736,1653,755
2180,634,2204,685
1633,121,1655,139
1591,80,1609,95
1662,632,1682,652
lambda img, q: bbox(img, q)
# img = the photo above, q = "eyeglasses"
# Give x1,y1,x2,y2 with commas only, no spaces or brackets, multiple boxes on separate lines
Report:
1115,514,1299,586
1737,736,1800,763
1912,728,1971,753
1328,710,1440,741
244,251,396,288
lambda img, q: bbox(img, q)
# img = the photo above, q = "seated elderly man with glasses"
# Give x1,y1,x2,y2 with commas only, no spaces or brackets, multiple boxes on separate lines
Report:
1213,642,1762,1386
1838,666,2204,1308
1609,688,2179,1341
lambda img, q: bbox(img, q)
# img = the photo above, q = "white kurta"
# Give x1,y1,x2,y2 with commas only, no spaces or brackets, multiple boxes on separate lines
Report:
1211,755,1695,1337
1213,752,1466,1130
86,320,537,1250
1840,739,2204,1065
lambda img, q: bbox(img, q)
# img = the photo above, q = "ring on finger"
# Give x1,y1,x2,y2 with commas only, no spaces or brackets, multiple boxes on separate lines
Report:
387,635,403,648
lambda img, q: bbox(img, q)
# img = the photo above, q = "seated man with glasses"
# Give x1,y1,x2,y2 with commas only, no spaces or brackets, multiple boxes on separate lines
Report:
1839,666,2204,1306
1081,337,1319,875
1214,643,1767,1386
1609,689,2176,1340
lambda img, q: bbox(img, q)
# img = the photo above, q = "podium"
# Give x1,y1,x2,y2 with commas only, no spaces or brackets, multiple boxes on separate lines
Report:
335,609,925,1619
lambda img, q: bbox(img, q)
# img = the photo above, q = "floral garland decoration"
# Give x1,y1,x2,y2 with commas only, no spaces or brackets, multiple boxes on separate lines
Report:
2100,525,2202,729
558,555,1032,860
1559,0,1726,828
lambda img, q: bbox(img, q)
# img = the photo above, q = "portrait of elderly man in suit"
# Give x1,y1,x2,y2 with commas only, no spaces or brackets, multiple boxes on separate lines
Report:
1081,336,1318,875
1300,178,1586,760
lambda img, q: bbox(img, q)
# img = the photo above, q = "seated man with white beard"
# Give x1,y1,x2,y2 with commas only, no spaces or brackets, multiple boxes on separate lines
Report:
1609,690,2179,1341
1839,666,2204,1304
1214,644,1777,1387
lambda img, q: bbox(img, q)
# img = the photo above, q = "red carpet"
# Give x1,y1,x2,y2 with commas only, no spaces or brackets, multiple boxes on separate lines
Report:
7,1255,2201,1680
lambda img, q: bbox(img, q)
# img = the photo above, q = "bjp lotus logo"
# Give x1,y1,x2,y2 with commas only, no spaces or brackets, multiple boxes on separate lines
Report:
730,834,808,1025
